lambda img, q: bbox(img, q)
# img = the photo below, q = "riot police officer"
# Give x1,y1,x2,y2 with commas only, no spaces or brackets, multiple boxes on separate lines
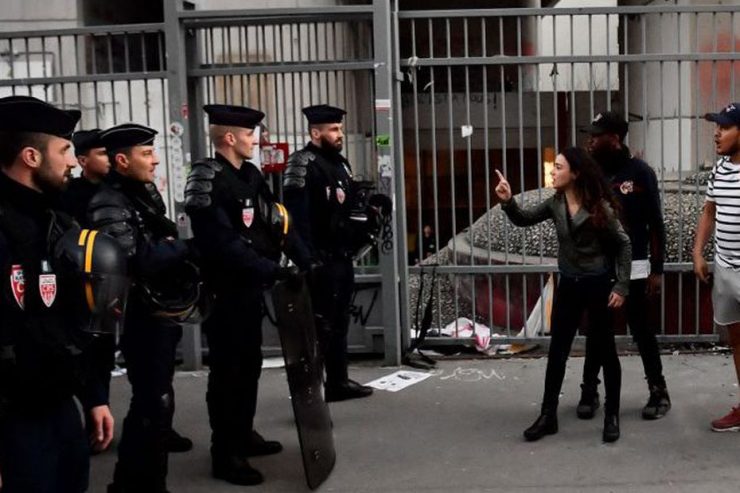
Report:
88,124,194,493
283,104,382,402
61,129,110,224
185,104,309,486
0,96,119,492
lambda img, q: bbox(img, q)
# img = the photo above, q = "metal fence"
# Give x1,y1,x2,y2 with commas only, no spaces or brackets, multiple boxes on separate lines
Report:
397,4,740,353
2,2,739,367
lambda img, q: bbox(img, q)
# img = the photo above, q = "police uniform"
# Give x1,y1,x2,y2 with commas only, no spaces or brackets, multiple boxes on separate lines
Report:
185,104,309,486
0,96,114,492
88,124,191,493
283,104,375,402
61,129,106,225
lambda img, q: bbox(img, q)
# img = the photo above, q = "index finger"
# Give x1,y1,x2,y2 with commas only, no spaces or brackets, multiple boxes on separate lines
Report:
495,169,506,181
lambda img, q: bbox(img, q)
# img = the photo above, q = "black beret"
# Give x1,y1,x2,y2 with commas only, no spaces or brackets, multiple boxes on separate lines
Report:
0,95,80,138
72,129,105,155
302,104,346,124
100,123,157,151
204,104,264,129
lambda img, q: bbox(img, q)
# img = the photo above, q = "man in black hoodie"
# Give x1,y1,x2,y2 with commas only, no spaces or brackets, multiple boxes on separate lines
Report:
578,110,670,421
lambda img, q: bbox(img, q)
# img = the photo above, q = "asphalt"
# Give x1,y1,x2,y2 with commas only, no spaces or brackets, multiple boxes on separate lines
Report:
90,352,740,492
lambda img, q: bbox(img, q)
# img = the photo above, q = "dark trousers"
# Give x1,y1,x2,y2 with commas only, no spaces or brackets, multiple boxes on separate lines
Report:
112,310,182,491
582,278,665,389
0,397,89,493
311,257,354,387
542,274,622,414
204,292,263,457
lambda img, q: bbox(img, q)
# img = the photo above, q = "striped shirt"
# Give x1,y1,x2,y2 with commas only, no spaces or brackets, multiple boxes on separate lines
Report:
707,157,740,270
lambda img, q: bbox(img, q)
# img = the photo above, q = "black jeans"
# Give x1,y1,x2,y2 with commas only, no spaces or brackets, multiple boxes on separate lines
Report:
582,278,665,389
542,274,622,414
112,308,182,491
204,290,263,458
0,397,89,493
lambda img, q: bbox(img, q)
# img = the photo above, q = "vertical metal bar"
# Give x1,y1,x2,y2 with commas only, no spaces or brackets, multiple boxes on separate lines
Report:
658,13,666,335
428,18,442,331
694,11,701,334
164,0,200,369
411,19,423,267
375,0,405,364
463,17,477,326
500,15,510,332
676,12,684,336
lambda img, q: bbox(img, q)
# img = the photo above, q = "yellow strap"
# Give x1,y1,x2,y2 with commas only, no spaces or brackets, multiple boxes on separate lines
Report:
277,203,289,235
78,229,90,247
84,230,98,310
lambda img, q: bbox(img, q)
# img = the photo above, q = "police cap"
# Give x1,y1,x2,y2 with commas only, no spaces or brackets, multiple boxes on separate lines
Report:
72,129,105,155
302,104,346,125
0,95,80,138
204,104,264,129
100,123,157,151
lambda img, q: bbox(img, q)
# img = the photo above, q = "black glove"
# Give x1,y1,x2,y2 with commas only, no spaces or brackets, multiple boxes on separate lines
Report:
277,265,303,290
368,193,392,217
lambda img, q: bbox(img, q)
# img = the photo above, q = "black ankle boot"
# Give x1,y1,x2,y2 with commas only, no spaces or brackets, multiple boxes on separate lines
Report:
523,412,558,441
603,413,620,443
576,384,600,420
642,384,671,420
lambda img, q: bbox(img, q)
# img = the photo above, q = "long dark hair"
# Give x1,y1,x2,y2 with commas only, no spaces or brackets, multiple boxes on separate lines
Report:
558,146,620,229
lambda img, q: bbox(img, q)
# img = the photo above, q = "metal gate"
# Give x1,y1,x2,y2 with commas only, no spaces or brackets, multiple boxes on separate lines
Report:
395,4,740,352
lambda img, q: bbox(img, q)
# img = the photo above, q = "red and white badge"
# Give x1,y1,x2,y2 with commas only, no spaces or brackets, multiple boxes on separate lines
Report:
39,273,57,308
9,264,25,309
619,180,634,195
242,207,254,228
336,187,346,204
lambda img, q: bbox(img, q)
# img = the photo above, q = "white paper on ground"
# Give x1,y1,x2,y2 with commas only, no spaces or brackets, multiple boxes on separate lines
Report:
365,370,433,392
262,357,285,369
630,259,649,280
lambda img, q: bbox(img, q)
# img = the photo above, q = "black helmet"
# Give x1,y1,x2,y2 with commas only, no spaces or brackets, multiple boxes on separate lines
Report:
53,228,130,335
139,260,211,324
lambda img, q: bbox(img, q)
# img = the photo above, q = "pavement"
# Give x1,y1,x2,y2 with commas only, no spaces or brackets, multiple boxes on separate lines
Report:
90,352,740,492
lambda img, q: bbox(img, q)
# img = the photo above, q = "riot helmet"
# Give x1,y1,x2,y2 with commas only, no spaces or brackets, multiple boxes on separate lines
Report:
53,228,130,335
138,260,211,324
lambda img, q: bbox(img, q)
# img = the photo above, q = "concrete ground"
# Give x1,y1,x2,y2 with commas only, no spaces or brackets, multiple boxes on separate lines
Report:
90,352,740,492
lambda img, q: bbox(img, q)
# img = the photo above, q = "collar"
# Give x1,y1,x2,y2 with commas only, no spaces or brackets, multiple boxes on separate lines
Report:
0,170,54,216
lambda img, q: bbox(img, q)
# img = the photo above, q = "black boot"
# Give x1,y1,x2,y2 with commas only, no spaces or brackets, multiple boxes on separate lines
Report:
164,428,193,453
603,413,620,443
245,430,283,456
523,411,558,441
576,384,600,420
642,384,671,420
212,454,264,486
325,379,373,402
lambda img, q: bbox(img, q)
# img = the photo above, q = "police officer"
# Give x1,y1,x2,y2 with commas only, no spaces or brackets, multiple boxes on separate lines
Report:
283,104,377,402
578,110,670,420
0,96,116,491
88,124,193,493
185,104,309,486
60,129,110,224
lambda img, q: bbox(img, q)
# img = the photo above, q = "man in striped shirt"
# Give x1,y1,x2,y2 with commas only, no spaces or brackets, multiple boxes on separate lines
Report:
694,102,740,432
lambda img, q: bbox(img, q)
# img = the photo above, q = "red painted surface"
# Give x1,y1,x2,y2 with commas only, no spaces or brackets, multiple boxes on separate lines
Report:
698,33,740,108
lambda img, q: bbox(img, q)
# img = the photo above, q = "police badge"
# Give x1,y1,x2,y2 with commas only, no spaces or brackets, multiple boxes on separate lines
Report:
9,264,24,309
243,199,254,228
619,180,634,195
39,273,57,307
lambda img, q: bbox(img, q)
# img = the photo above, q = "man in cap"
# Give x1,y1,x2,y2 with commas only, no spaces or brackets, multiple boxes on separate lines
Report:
694,102,740,432
60,129,110,224
283,104,377,402
0,96,115,491
89,123,194,493
578,110,670,421
185,104,309,486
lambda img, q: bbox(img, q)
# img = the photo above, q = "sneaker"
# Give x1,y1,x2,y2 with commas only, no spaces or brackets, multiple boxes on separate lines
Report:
642,385,671,420
711,406,740,432
576,384,600,420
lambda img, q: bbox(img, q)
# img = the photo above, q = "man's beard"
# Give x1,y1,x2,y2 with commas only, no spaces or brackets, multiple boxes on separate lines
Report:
591,145,623,175
320,136,342,153
33,160,68,194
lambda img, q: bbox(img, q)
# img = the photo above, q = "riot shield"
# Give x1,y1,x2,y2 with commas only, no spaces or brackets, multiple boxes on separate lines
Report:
272,276,336,490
